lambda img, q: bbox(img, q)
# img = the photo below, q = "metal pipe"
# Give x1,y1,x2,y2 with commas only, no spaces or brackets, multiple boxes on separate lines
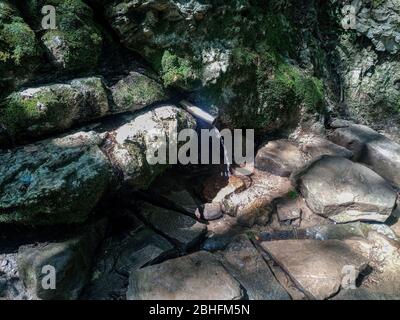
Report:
179,100,217,126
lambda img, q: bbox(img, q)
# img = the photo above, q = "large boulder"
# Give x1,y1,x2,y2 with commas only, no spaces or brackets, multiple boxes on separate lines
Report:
127,251,244,300
330,122,400,188
261,239,368,300
294,156,397,223
17,220,107,300
0,131,114,225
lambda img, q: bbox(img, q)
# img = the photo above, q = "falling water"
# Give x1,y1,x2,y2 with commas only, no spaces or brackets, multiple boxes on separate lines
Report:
213,127,231,177
179,100,231,177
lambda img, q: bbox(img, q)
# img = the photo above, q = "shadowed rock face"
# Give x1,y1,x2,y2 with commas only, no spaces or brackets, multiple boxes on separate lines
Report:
127,251,244,300
294,155,397,223
0,131,114,225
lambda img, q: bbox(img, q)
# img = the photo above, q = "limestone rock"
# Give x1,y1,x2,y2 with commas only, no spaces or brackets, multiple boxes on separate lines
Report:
127,251,244,300
261,239,368,300
295,156,397,223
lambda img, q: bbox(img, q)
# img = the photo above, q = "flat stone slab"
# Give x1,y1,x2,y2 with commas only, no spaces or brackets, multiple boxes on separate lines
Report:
330,122,400,187
255,139,305,177
139,203,207,250
127,251,244,300
220,235,290,300
261,239,368,300
294,155,397,223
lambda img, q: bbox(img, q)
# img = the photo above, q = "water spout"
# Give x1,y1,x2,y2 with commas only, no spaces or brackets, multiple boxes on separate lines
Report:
179,100,230,176
180,100,217,126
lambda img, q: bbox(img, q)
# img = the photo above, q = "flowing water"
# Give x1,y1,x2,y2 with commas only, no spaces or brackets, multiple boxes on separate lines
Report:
213,127,231,177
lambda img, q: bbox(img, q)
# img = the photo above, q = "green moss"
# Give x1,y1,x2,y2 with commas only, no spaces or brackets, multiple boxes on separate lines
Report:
25,0,102,72
0,0,41,90
0,88,74,138
160,50,200,90
112,72,168,111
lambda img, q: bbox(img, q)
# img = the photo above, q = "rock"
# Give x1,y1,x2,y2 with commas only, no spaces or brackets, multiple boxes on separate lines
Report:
294,155,397,223
1,77,109,144
162,190,200,216
110,71,168,113
220,235,290,300
255,140,305,177
260,239,368,300
330,123,400,187
0,131,114,225
104,1,325,130
108,105,196,189
353,1,400,54
201,202,223,221
82,226,175,300
126,251,244,300
17,220,107,300
223,170,292,227
277,198,302,223
139,202,207,250
300,136,353,159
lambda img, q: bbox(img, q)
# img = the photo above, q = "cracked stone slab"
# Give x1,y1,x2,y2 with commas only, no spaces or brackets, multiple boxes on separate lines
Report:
260,239,369,300
127,251,244,300
219,235,290,300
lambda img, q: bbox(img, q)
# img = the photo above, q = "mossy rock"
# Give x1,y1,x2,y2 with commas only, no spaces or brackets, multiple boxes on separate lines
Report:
24,0,103,73
0,77,109,144
110,71,169,113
